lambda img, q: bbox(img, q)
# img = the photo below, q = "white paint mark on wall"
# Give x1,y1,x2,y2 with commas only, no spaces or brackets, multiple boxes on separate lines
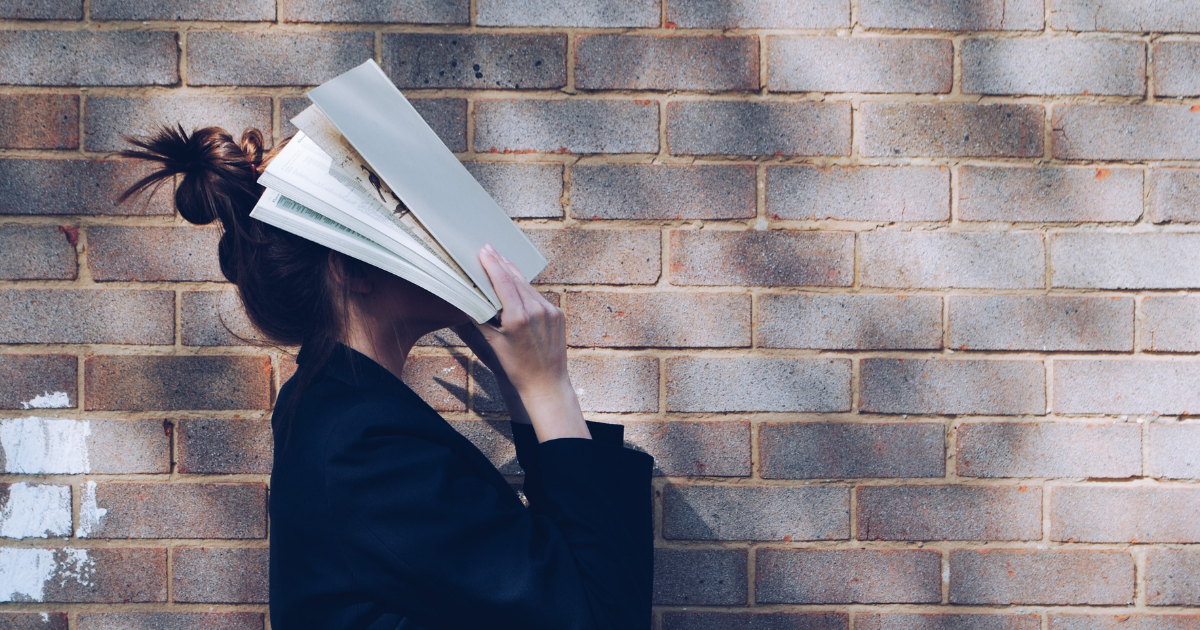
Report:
0,418,90,474
20,392,71,410
55,549,94,588
0,548,95,602
75,481,107,539
0,483,71,539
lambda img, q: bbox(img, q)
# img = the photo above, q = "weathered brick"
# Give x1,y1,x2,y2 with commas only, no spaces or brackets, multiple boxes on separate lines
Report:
766,165,950,222
670,230,853,286
0,547,165,602
188,32,373,87
0,289,174,345
1049,0,1200,32
957,421,1141,479
525,229,660,285
447,420,519,474
177,419,272,475
1051,615,1200,630
664,612,848,630
0,159,173,216
78,613,263,630
181,291,262,347
0,225,76,280
1147,549,1200,606
0,94,77,149
0,31,177,86
769,37,951,94
760,422,946,479
861,359,1046,416
0,0,80,19
1143,296,1200,352
477,0,658,27
1051,486,1200,543
949,296,1134,351
571,164,756,221
1055,234,1200,289
0,613,68,630
173,548,268,603
861,0,1043,30
950,550,1134,605
663,484,849,541
1157,42,1200,97
622,420,751,476
85,96,273,152
859,614,1042,630
1053,105,1200,161
465,163,562,218
667,357,851,413
565,356,658,412
402,355,467,412
87,227,222,282
960,166,1143,223
1055,360,1200,415
384,34,564,90
282,0,467,23
0,354,76,410
859,485,1041,541
668,101,851,156
862,104,1044,157
577,35,758,91
0,482,71,538
85,355,271,411
861,232,1045,289
1150,423,1200,479
653,548,747,605
83,483,266,539
963,38,1145,96
565,292,749,348
1150,169,1200,223
91,0,273,20
756,549,941,604
285,96,466,152
475,99,658,154
0,418,168,474
757,294,942,350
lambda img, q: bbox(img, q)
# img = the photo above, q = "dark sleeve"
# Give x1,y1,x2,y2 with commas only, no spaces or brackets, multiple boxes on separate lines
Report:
511,420,625,513
325,412,653,630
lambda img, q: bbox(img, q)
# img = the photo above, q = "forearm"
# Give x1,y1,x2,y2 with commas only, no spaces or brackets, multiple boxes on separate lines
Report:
517,378,591,442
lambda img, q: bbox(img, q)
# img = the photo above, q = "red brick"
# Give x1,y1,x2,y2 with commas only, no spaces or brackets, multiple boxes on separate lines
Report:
653,548,748,605
1150,423,1200,479
1143,296,1200,352
1054,233,1200,289
172,547,268,603
567,356,659,412
663,484,848,541
0,225,77,280
565,292,749,348
577,35,758,91
526,229,660,285
0,31,177,86
859,485,1041,541
400,355,467,412
85,355,271,411
447,419,520,474
766,165,950,222
861,0,1043,29
0,289,174,345
0,354,76,410
756,549,941,604
0,94,77,149
1052,615,1200,630
0,547,166,603
667,357,851,413
768,37,951,94
957,421,1141,479
664,612,848,630
78,613,263,630
862,104,1044,158
1147,549,1200,606
0,0,80,19
621,420,750,477
87,227,222,282
862,232,1045,289
1051,486,1200,543
475,99,658,154
83,483,266,539
1054,360,1200,415
0,482,71,538
1049,0,1200,32
384,34,564,90
949,549,1134,605
283,0,467,23
949,296,1134,352
960,166,1143,223
1053,105,1200,161
477,0,657,27
0,419,169,474
666,0,847,28
1150,169,1200,223
668,101,851,156
0,159,174,216
757,294,942,350
177,419,272,475
0,613,68,630
859,614,1041,630
760,422,945,480
187,32,374,87
571,164,756,221
91,0,273,20
470,361,515,415
670,230,853,287
861,359,1045,416
963,38,1145,96
1157,42,1200,98
85,96,273,152
466,163,562,218
180,291,263,347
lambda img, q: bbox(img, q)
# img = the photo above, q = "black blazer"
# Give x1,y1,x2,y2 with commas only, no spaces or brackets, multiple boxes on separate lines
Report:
269,343,654,630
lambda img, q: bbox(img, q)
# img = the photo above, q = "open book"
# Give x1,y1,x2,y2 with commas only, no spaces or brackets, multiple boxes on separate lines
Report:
250,59,547,323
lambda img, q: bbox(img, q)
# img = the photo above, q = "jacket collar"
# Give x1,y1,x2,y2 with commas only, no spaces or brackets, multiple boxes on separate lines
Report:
296,341,387,391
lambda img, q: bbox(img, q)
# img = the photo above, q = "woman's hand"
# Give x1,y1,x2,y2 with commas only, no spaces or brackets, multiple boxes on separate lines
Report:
469,244,590,442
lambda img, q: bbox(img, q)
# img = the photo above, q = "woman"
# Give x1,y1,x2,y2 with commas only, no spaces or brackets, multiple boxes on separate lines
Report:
120,126,654,630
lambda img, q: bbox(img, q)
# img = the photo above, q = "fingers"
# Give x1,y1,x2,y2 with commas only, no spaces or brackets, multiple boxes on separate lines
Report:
479,244,527,320
497,253,557,313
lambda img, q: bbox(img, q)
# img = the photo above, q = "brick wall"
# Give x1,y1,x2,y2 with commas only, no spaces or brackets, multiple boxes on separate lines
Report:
1,0,1198,628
